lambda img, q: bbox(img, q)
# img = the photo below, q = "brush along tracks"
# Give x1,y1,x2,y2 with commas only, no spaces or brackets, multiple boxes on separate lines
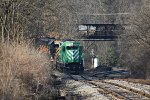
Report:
69,75,150,100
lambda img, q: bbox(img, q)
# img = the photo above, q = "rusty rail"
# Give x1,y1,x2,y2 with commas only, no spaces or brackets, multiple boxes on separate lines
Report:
103,81,150,99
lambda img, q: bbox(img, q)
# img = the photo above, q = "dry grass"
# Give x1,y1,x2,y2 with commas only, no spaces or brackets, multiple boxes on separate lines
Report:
0,41,54,100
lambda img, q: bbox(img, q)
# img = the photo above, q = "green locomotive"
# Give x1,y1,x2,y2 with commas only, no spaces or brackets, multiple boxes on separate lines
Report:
56,41,84,74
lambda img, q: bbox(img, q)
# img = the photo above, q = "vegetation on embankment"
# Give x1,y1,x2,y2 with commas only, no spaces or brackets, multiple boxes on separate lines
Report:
122,8,150,79
0,41,55,100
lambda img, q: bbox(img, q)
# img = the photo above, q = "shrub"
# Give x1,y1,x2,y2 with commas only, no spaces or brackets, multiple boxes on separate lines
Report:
0,42,54,99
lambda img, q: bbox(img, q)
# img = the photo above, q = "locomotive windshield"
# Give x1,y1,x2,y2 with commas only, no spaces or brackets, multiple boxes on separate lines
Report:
66,46,78,50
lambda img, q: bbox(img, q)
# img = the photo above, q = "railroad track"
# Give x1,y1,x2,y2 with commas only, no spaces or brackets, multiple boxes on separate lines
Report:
69,74,150,100
121,79,150,85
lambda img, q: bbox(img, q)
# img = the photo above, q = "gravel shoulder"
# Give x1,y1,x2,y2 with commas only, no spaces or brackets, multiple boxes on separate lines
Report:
62,78,111,100
52,69,150,100
104,79,150,95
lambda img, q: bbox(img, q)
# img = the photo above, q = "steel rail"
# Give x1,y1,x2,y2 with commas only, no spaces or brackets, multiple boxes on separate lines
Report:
88,81,127,100
102,81,150,99
69,74,150,99
70,75,127,100
80,75,150,100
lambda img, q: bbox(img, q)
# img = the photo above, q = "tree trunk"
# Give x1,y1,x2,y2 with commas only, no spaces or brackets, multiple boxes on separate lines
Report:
1,23,4,43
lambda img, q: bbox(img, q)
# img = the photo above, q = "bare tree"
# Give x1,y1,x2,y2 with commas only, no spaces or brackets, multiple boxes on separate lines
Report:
117,2,150,78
